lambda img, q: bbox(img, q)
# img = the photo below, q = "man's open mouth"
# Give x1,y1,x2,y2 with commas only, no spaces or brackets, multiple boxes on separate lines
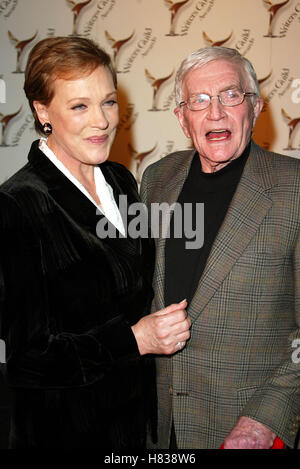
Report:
206,129,231,141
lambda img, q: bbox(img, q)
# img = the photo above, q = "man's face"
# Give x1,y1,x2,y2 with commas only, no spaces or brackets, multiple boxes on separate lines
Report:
174,60,263,173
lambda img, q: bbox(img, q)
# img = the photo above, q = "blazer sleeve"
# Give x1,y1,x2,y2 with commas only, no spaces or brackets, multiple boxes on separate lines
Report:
0,191,141,390
140,164,151,207
239,227,300,448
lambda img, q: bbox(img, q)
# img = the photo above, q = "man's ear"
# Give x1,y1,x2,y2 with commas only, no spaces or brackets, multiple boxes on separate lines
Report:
174,106,191,139
252,96,264,128
33,101,50,126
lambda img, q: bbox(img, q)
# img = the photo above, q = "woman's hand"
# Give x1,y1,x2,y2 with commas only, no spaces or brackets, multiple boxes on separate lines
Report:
131,300,191,355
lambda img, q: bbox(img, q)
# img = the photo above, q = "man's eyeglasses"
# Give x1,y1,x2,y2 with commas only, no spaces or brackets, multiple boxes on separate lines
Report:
179,89,257,111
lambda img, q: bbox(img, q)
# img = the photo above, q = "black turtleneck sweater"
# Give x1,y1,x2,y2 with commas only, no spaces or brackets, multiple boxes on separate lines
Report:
165,145,250,306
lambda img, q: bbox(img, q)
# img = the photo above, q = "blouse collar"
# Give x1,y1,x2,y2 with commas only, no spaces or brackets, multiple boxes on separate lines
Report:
39,138,125,236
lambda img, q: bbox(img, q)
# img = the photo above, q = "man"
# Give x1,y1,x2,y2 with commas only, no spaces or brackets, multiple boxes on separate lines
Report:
141,47,300,449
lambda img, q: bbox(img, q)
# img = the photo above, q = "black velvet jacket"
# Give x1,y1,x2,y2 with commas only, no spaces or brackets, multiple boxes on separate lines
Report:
0,140,156,448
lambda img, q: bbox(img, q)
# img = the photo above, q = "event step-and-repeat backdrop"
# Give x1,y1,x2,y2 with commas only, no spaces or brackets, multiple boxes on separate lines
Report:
0,0,300,184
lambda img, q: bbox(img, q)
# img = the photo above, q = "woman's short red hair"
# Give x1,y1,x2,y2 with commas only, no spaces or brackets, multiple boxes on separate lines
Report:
24,36,117,135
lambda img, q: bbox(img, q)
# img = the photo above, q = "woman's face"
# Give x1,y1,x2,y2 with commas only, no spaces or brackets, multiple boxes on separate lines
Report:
34,65,119,171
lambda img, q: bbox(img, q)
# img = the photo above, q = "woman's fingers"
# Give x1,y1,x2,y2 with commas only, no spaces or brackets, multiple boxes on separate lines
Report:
132,300,191,355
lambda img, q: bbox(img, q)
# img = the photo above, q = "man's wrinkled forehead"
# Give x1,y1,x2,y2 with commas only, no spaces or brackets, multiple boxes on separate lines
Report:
182,59,249,94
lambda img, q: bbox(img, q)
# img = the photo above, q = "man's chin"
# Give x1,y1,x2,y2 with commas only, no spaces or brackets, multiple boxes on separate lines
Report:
199,151,240,173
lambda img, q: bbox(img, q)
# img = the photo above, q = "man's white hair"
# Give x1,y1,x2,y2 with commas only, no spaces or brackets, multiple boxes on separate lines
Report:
174,46,261,106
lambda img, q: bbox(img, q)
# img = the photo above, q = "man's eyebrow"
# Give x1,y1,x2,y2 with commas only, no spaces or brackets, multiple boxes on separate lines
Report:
189,85,241,96
220,85,241,91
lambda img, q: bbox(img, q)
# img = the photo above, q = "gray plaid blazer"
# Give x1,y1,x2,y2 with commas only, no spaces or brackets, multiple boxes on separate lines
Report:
140,140,300,449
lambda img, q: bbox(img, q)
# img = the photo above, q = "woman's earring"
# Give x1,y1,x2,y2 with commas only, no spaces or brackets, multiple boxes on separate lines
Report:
43,122,52,135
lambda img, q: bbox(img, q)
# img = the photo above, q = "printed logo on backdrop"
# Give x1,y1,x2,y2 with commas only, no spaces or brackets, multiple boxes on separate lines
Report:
278,1,300,37
151,140,192,161
262,68,293,111
83,0,116,36
234,30,255,56
202,31,232,47
161,140,176,158
117,103,138,134
145,69,174,111
106,29,157,74
105,30,135,73
256,72,276,151
0,0,18,18
281,109,300,150
128,143,157,184
10,113,34,146
181,0,215,35
258,71,273,92
66,0,93,36
202,29,255,55
263,0,294,37
8,30,38,73
0,106,22,147
164,0,192,36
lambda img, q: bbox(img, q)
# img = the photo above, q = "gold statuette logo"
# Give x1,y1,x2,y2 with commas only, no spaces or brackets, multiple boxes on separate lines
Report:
8,31,38,74
66,0,93,36
128,143,157,183
164,0,191,36
281,108,300,150
0,107,22,147
258,71,273,86
145,68,173,111
202,31,233,47
105,30,134,72
263,0,290,37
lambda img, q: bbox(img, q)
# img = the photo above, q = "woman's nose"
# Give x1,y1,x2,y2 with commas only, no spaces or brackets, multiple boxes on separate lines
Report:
92,106,109,129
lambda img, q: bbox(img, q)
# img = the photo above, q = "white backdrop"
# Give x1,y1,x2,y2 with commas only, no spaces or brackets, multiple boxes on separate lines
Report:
1,0,300,184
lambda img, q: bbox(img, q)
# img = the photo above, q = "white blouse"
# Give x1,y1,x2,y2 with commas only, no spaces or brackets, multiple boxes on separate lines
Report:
39,138,125,236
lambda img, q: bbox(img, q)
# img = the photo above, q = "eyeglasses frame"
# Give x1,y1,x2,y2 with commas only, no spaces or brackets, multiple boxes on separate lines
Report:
179,90,257,111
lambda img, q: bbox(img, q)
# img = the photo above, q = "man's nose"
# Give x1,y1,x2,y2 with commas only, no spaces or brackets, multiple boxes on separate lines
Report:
206,96,226,120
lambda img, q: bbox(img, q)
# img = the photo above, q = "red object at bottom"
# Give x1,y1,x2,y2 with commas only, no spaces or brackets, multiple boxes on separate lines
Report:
220,437,285,449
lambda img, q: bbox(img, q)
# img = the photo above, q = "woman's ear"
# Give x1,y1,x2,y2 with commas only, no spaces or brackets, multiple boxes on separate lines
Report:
33,101,49,126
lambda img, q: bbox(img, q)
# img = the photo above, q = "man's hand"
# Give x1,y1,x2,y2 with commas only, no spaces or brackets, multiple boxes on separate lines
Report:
131,300,191,355
223,416,276,449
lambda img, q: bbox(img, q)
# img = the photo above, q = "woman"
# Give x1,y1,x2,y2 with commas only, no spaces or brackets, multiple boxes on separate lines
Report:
0,37,190,449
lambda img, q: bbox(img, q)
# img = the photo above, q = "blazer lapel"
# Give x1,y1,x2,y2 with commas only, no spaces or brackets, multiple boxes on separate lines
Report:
188,141,276,323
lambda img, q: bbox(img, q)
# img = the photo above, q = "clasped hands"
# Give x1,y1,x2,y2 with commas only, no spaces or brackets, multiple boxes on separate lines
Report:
132,304,276,449
131,299,191,356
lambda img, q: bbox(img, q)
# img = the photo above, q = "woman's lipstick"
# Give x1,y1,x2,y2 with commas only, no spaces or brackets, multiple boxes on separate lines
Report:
85,135,108,144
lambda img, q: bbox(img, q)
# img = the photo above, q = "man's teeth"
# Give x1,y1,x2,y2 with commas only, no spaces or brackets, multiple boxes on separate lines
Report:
206,130,231,140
